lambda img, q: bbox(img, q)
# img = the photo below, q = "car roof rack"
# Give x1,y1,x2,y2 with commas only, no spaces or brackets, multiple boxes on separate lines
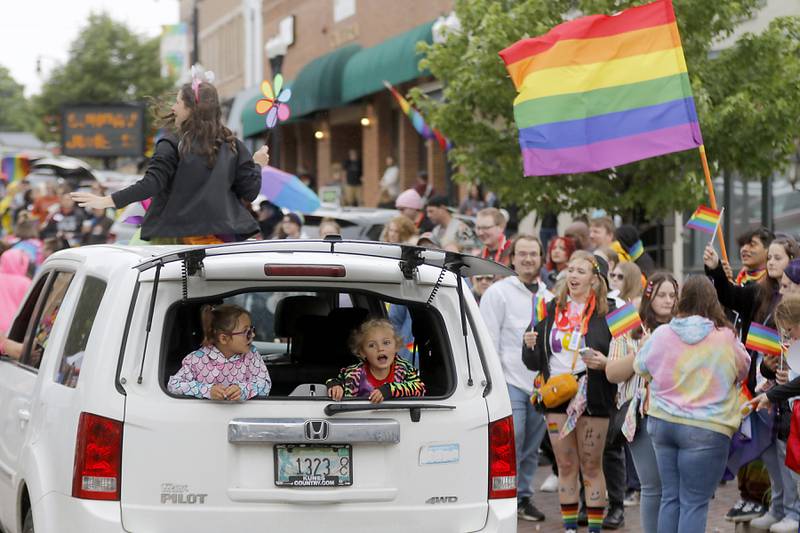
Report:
132,239,515,279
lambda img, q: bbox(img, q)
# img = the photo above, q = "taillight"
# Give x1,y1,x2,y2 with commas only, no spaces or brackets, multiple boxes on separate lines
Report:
488,415,516,499
264,264,346,277
72,412,123,501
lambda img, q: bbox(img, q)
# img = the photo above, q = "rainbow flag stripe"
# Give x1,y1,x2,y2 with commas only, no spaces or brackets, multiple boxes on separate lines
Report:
745,323,782,356
605,302,643,338
1,155,31,183
685,205,721,234
532,294,547,326
384,81,450,152
499,0,702,176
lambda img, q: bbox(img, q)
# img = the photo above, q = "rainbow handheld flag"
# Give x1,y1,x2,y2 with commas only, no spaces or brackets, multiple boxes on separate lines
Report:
384,81,451,151
499,0,702,176
531,294,547,326
745,323,782,357
605,302,643,338
685,205,722,235
1,155,31,183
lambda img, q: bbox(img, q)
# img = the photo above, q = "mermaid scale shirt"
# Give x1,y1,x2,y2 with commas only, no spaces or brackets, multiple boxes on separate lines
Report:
168,344,272,399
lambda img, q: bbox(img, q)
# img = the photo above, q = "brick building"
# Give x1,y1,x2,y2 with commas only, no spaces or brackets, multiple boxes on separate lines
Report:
182,0,455,206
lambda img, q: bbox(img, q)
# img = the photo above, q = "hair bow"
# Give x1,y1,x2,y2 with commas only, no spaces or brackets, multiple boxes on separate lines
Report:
190,64,216,103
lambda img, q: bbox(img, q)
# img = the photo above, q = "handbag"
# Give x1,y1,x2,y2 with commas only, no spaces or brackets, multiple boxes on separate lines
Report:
539,349,580,408
785,401,800,473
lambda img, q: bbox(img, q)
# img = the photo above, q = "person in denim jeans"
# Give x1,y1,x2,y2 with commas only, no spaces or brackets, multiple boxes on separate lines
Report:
634,276,750,533
606,272,679,532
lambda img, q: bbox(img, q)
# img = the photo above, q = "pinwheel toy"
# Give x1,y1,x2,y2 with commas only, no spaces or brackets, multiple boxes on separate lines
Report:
256,73,292,128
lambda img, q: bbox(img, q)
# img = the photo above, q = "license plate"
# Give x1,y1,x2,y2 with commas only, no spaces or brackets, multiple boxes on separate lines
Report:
274,444,353,487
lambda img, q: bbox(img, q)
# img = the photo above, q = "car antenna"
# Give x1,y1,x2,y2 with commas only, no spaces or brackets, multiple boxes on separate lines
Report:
137,260,162,384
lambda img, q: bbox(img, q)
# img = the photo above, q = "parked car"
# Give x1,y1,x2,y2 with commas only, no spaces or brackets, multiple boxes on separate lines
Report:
302,206,400,240
0,239,517,532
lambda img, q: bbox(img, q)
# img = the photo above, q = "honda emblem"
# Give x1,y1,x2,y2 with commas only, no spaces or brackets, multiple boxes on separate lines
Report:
304,420,330,441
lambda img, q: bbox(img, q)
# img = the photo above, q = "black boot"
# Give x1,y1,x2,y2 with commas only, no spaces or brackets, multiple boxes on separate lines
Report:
602,506,625,529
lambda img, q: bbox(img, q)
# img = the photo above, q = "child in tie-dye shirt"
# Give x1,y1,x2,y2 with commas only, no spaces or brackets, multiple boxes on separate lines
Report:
168,304,271,400
327,318,424,403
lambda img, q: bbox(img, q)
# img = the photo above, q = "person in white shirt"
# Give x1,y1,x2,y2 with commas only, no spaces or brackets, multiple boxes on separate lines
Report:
378,156,399,206
480,234,554,522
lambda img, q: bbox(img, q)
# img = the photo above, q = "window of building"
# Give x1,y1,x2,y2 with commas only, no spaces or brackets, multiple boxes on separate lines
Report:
333,0,356,22
55,276,107,388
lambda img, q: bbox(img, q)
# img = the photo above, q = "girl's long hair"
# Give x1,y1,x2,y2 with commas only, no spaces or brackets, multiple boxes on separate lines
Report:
617,261,643,303
754,236,800,323
634,271,678,339
160,82,238,168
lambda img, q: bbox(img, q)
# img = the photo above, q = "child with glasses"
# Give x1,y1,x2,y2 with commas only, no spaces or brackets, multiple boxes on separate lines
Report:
168,304,271,400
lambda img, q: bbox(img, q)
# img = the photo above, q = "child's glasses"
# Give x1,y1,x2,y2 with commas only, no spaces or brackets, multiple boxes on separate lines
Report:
228,326,256,339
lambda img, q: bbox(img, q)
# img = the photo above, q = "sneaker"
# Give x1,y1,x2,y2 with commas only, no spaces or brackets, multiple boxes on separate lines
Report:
750,513,780,530
517,497,546,522
540,473,559,493
623,490,640,507
770,517,800,532
602,505,625,529
729,501,766,523
725,500,746,521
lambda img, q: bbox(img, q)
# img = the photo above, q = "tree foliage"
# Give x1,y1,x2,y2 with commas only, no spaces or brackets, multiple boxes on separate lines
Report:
0,65,35,132
32,13,174,141
416,0,800,218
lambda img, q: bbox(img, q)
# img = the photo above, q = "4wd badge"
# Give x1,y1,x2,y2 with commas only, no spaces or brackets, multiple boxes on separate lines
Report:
425,496,458,504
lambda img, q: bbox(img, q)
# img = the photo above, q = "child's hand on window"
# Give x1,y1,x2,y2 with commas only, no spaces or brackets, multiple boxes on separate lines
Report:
210,384,227,400
329,385,344,401
369,389,385,404
225,385,242,401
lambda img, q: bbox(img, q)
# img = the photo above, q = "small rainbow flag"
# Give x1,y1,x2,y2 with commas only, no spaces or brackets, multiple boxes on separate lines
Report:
685,205,722,235
499,0,702,176
745,323,782,356
0,155,31,183
384,81,451,151
531,294,547,326
605,302,643,338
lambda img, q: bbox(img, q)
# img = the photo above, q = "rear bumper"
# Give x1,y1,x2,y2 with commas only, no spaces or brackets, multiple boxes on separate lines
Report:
32,492,124,533
474,499,516,532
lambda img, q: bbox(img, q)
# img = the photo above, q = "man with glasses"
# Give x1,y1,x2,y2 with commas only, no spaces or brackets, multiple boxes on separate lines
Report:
480,235,553,522
476,208,511,266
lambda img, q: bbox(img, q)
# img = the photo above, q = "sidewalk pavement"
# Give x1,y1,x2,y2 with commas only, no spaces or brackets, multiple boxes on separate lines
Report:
518,465,742,532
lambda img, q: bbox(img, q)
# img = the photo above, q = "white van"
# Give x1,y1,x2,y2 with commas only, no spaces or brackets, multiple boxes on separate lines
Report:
0,239,517,533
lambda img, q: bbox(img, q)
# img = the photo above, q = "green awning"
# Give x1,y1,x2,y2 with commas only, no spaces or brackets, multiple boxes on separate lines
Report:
341,21,434,103
291,43,362,118
242,93,266,138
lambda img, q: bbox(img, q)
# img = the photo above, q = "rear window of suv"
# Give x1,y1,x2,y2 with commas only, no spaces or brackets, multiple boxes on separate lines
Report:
159,289,454,399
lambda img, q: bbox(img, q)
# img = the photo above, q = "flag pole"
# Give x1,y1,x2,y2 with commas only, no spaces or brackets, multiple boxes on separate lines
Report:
709,207,725,248
699,145,729,263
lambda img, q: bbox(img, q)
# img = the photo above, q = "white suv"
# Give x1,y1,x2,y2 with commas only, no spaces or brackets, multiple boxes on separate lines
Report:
0,239,517,533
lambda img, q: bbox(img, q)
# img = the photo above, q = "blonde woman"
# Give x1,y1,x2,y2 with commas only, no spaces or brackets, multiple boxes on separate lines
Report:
523,250,615,533
609,261,643,304
381,215,418,244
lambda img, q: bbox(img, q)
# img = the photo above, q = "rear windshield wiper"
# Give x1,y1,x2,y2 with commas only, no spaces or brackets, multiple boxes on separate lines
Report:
324,402,455,422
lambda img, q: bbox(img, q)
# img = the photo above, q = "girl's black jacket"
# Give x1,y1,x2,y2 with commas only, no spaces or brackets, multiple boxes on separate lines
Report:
112,134,261,240
522,298,616,416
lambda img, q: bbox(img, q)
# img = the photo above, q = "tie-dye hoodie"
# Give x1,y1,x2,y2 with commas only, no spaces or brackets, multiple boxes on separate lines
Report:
634,316,750,437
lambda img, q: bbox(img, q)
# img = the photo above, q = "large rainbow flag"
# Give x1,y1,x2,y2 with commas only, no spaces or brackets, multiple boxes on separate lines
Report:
499,0,702,176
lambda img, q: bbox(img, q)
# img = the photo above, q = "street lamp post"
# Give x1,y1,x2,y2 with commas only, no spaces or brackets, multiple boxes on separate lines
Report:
266,37,288,170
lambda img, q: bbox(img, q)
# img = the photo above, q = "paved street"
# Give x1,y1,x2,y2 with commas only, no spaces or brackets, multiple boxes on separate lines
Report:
518,466,743,532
